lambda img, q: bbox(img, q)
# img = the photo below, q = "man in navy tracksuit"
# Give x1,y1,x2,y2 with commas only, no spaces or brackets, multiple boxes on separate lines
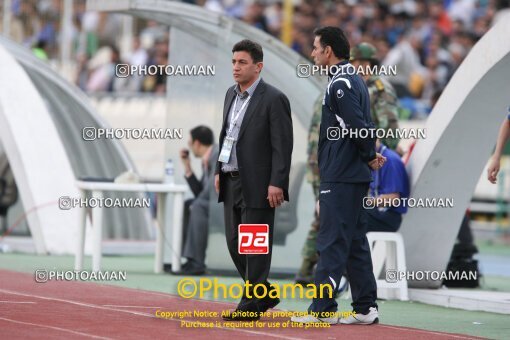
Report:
292,27,386,325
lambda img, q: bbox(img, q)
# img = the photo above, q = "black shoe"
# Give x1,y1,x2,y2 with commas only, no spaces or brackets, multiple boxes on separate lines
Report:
171,261,205,276
222,309,260,321
237,296,250,310
163,263,173,273
257,297,280,313
295,277,313,286
163,261,193,274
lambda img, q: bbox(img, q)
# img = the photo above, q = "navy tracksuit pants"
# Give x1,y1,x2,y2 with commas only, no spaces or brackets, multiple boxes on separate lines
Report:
308,181,378,315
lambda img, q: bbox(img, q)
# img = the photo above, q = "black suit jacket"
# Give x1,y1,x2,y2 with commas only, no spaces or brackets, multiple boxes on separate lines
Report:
215,79,293,209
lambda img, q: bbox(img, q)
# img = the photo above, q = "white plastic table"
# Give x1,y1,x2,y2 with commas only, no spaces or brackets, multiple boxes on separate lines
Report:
74,181,187,273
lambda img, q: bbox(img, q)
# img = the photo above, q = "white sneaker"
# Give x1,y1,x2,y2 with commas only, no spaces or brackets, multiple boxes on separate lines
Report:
339,307,379,325
291,314,339,325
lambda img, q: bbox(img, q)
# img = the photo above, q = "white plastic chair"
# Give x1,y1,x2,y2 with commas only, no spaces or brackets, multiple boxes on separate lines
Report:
367,232,409,301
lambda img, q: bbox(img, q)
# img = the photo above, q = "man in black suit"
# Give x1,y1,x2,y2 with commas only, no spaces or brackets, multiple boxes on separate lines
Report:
170,126,218,275
214,39,293,320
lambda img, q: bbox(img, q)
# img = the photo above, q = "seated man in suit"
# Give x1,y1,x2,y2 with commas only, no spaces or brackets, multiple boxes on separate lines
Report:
171,125,218,275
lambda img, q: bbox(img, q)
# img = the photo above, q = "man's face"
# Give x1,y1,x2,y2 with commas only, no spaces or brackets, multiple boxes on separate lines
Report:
311,36,328,66
352,59,370,69
232,51,262,84
188,136,200,157
351,59,361,68
352,60,371,80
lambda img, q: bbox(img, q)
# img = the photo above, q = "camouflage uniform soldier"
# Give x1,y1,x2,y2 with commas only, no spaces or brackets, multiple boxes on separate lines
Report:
295,95,322,284
305,95,322,200
351,42,401,151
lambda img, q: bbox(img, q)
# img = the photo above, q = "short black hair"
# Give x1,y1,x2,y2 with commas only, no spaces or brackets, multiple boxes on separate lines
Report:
232,39,263,63
190,126,214,146
35,39,47,49
313,26,350,60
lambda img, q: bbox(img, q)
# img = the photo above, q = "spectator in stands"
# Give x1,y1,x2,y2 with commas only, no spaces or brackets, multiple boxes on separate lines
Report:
243,1,269,33
86,45,122,92
488,109,510,184
3,0,506,113
140,20,167,48
142,37,168,93
421,52,450,104
383,30,427,98
125,36,149,92
32,39,49,60
18,1,41,47
0,2,24,43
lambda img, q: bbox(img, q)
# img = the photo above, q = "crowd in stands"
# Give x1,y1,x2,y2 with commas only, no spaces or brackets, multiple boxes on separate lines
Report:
1,0,509,116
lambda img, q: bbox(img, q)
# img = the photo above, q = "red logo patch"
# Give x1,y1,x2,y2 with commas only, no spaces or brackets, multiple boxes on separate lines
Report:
238,224,269,254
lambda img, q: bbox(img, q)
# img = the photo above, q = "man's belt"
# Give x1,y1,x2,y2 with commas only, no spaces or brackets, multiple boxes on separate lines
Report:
224,171,240,177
